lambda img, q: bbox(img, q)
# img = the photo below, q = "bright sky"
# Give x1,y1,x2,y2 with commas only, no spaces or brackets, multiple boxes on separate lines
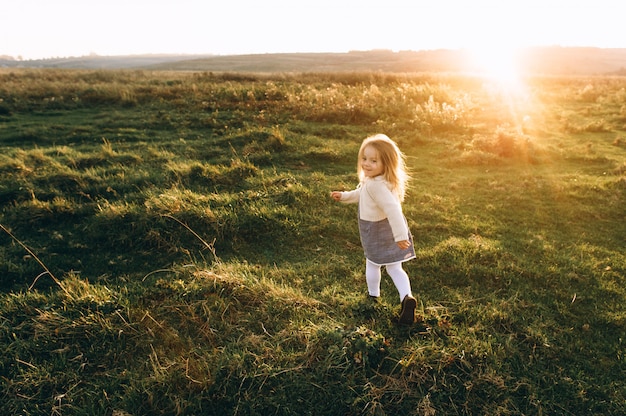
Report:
2,0,623,60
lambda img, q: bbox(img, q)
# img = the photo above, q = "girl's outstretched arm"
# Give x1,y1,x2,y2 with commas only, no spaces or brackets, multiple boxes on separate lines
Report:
332,188,360,204
330,191,342,201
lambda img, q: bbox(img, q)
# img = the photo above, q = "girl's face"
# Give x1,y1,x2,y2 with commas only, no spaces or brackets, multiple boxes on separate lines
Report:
361,145,384,178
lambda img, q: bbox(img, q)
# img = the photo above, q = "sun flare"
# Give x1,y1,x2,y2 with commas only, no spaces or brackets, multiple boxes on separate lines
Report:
468,46,523,87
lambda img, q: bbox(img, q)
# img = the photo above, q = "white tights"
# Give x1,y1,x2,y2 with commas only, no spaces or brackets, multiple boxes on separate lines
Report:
365,259,412,302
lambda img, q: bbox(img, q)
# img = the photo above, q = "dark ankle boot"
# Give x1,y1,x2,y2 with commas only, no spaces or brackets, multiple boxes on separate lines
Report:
398,295,416,324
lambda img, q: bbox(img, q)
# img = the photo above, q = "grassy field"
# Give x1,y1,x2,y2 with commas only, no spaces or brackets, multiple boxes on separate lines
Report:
0,68,624,415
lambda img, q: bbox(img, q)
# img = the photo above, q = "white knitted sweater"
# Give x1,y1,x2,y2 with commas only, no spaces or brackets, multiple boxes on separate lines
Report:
338,176,409,242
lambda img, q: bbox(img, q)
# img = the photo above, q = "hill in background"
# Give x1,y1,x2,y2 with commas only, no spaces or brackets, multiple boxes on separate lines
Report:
0,54,215,70
2,47,626,75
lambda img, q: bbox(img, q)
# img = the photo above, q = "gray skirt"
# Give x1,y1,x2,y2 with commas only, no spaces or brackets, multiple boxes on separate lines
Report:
359,216,416,266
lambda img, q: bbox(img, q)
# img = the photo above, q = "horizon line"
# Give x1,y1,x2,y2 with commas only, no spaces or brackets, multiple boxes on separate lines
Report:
3,45,626,62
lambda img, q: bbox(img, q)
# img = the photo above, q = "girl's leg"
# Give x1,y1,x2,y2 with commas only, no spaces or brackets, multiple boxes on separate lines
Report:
387,262,416,324
385,262,412,302
365,260,382,297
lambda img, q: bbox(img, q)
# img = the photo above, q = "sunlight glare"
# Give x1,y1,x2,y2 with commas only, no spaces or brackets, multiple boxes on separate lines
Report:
469,46,523,88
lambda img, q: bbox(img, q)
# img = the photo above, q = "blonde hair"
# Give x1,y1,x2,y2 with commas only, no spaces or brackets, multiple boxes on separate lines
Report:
357,134,409,201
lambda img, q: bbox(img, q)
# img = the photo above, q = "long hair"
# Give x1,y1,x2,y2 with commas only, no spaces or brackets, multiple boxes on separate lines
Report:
357,134,409,201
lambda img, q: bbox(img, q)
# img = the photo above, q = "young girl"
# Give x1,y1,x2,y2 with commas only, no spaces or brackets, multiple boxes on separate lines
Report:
331,134,417,324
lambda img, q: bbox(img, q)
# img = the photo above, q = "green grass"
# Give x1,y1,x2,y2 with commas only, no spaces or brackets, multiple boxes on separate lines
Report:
0,68,625,415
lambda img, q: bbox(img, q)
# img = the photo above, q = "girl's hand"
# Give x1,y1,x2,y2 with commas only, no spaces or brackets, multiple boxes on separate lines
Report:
397,240,411,249
330,191,342,201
